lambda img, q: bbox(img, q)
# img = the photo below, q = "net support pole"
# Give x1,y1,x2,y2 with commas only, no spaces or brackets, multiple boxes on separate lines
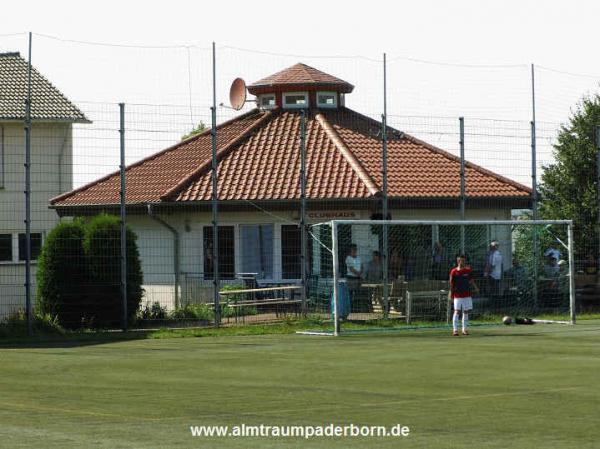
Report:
24,31,33,336
531,64,539,309
596,126,600,268
331,221,340,336
211,42,220,327
119,103,127,331
300,110,307,314
568,223,576,324
381,52,389,318
459,117,466,253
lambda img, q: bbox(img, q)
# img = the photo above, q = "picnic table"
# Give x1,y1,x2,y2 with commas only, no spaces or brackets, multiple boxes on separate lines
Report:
219,285,303,321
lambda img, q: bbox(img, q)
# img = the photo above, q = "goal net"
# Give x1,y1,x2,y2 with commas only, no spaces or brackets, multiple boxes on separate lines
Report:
306,220,574,335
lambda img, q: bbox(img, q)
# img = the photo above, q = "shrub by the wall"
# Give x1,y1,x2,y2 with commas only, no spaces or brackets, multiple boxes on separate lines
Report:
36,215,143,328
36,220,89,327
83,214,143,327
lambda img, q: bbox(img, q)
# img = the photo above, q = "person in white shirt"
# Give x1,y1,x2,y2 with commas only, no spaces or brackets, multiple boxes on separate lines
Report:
345,244,366,312
489,241,503,296
345,244,362,279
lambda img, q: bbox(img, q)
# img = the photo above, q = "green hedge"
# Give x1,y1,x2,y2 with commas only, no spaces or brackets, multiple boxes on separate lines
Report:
36,220,89,326
37,215,143,328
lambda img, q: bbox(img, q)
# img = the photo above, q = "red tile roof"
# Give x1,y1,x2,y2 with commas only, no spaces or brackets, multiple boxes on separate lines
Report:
247,63,354,94
51,107,530,209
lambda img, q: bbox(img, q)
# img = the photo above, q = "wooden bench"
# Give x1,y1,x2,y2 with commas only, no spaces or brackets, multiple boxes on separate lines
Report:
219,285,303,321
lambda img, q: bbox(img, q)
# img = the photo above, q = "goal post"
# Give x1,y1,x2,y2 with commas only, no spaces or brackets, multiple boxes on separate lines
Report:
306,219,575,335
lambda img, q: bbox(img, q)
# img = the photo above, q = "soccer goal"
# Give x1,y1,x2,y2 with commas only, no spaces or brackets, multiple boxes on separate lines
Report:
304,219,575,336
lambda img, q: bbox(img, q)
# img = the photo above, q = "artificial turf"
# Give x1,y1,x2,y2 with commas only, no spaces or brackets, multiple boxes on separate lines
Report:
1,320,599,448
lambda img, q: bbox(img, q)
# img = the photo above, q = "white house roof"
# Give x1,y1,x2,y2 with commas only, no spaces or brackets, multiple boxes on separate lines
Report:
0,52,89,123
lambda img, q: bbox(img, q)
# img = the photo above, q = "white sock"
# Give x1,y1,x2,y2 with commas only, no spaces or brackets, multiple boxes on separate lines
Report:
453,311,459,332
462,312,469,332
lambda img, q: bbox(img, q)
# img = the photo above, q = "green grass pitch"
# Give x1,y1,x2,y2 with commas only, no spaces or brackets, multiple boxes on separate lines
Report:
1,321,599,448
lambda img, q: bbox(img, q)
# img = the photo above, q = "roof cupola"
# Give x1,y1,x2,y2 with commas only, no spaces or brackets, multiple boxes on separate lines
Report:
248,63,354,110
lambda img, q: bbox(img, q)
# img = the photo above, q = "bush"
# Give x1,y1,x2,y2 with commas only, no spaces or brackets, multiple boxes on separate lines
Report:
36,214,143,329
170,303,215,322
36,220,89,327
138,302,167,321
0,309,63,338
84,215,143,327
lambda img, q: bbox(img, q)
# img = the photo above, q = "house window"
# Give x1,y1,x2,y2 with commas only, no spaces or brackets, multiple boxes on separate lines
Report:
18,233,42,261
317,91,337,108
0,234,11,261
259,94,276,109
283,92,308,109
240,224,273,279
281,225,301,279
203,226,235,280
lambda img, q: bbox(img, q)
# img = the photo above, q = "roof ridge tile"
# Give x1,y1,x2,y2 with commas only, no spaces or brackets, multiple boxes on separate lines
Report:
314,112,380,196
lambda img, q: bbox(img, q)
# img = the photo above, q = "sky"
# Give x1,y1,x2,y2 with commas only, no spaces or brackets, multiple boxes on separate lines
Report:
1,0,599,186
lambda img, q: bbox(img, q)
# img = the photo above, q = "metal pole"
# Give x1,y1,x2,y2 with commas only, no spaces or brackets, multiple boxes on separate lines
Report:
459,117,466,253
331,221,340,336
300,110,307,313
596,126,600,268
567,224,576,324
119,103,127,331
382,52,389,318
531,64,538,219
24,31,32,336
211,42,220,326
531,64,539,308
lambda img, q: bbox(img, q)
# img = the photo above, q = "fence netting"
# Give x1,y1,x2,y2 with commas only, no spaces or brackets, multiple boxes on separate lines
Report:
0,32,599,333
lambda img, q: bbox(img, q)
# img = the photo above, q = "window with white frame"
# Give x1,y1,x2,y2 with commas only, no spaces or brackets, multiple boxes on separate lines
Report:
259,94,276,109
282,92,308,109
317,91,337,108
240,224,274,279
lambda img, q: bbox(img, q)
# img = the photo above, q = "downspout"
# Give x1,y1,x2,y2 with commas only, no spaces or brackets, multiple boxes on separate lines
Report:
147,204,180,308
57,124,70,195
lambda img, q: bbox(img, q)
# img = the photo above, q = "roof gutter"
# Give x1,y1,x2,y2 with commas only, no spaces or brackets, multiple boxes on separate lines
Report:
147,204,180,309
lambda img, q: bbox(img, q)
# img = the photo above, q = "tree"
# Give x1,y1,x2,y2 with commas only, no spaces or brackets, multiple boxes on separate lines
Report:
181,121,207,141
36,220,89,327
84,214,143,327
36,215,143,328
538,93,600,260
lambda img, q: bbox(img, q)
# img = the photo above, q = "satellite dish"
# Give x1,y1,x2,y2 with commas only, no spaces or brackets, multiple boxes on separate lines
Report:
229,78,247,111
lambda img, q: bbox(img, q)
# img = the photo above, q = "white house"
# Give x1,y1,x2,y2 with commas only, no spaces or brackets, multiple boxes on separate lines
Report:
50,63,531,310
0,52,89,317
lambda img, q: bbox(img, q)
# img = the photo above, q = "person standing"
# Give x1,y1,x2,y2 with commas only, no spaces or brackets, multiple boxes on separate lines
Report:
345,244,364,311
431,242,446,280
449,254,479,336
365,250,383,282
488,241,503,296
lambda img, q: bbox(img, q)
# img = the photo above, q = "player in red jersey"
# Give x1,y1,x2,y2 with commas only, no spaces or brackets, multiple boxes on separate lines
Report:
449,254,479,336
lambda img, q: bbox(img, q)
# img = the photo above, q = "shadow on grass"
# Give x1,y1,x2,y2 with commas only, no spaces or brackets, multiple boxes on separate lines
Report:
0,329,156,349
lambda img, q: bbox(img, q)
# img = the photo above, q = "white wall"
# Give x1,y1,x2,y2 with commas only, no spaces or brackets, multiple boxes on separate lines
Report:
0,122,72,319
125,207,511,310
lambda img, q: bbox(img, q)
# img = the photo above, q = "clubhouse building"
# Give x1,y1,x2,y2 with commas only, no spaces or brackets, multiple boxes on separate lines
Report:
50,63,531,308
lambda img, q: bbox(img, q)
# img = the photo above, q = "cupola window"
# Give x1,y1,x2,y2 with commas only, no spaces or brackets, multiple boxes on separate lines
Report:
317,91,337,108
259,94,276,109
283,92,308,109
